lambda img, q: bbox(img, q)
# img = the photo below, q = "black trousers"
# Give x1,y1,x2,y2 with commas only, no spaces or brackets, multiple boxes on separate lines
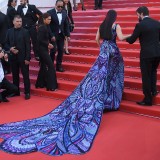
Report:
95,0,103,7
0,77,18,99
26,26,38,58
140,57,160,103
50,33,64,66
11,61,30,94
36,48,58,90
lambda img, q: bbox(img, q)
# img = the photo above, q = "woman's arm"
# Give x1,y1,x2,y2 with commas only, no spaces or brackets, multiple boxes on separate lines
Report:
95,28,100,46
116,24,131,41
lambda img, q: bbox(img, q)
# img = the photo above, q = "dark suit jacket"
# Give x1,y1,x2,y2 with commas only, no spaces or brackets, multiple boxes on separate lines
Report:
17,4,42,27
0,12,8,46
47,8,70,38
126,17,160,59
37,25,51,49
7,6,17,28
5,28,31,62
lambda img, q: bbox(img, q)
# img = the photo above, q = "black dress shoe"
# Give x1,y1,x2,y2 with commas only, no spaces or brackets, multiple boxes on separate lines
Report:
56,65,64,72
25,93,30,100
152,91,159,96
94,7,98,10
136,101,152,106
2,97,10,102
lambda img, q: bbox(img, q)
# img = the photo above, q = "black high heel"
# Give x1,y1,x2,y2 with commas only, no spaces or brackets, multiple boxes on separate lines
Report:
82,6,86,11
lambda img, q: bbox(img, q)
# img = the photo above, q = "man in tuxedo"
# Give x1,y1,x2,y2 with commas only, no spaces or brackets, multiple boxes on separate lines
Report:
0,44,18,103
47,0,70,72
126,6,160,106
5,15,31,100
17,0,42,61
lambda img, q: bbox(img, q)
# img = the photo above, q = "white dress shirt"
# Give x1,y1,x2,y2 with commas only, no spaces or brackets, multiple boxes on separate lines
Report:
0,61,4,83
56,10,62,25
22,5,28,15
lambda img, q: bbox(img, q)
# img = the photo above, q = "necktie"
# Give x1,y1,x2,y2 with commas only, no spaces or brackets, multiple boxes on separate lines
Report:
57,12,62,14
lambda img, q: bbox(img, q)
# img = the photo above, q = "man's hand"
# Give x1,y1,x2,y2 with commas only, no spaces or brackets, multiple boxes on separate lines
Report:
48,43,54,49
51,36,56,42
67,37,70,41
25,60,30,65
10,47,19,54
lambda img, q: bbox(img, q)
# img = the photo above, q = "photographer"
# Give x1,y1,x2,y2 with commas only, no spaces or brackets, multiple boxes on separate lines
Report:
0,44,18,103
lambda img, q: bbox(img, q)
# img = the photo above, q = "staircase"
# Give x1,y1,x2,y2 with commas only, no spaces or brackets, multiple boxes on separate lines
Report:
7,0,160,117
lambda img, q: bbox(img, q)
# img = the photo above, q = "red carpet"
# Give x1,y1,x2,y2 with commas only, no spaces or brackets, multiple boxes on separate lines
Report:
6,0,160,117
0,96,160,160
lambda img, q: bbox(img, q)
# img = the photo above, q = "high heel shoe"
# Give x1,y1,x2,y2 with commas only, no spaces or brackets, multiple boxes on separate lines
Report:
82,6,86,11
65,50,71,55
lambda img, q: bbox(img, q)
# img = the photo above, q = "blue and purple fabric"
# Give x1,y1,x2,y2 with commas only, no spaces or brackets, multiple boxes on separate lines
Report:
0,25,124,156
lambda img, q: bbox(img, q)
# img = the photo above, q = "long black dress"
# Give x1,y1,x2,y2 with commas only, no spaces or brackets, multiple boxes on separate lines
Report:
35,24,58,90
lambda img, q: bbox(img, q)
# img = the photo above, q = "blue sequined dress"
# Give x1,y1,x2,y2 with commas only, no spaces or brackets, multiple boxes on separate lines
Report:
0,24,124,156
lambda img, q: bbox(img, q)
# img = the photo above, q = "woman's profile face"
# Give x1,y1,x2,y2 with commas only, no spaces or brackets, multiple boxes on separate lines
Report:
44,16,51,25
64,0,69,4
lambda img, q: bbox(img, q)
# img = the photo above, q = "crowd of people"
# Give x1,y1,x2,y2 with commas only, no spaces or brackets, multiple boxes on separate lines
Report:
0,0,160,108
0,0,74,102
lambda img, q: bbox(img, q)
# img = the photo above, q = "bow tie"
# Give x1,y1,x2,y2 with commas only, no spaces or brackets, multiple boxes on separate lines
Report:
57,12,62,14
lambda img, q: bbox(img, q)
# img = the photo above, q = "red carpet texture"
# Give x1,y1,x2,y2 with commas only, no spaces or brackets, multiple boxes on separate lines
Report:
0,96,160,160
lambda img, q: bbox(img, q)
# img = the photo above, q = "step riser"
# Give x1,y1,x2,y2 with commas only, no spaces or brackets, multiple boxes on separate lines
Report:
69,41,140,49
74,15,160,22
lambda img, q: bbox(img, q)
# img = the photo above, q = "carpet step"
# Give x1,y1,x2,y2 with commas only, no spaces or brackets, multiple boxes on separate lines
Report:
73,14,160,22
120,100,160,117
123,89,160,104
69,40,140,49
72,8,160,16
6,72,160,92
73,27,134,34
75,21,137,28
84,2,160,8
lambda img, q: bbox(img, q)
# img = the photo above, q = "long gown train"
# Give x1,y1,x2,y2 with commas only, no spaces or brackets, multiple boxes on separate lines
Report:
0,25,124,156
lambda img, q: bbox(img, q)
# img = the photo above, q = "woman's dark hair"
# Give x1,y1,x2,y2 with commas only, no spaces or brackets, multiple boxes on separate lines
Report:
8,0,14,7
99,10,117,40
136,6,149,16
38,13,51,25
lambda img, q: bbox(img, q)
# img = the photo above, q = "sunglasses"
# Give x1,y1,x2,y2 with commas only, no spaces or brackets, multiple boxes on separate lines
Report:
57,6,63,8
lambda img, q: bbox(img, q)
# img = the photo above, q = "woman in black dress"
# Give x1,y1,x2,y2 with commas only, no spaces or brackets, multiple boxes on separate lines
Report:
7,0,17,28
35,13,58,91
63,0,74,55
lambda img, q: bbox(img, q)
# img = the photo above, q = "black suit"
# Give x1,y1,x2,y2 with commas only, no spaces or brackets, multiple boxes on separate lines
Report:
36,25,58,90
17,4,42,58
0,59,18,101
47,9,70,66
126,17,160,104
5,27,31,95
6,6,17,28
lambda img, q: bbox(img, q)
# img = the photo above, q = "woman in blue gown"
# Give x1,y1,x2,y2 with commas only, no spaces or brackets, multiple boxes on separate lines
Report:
0,10,130,156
